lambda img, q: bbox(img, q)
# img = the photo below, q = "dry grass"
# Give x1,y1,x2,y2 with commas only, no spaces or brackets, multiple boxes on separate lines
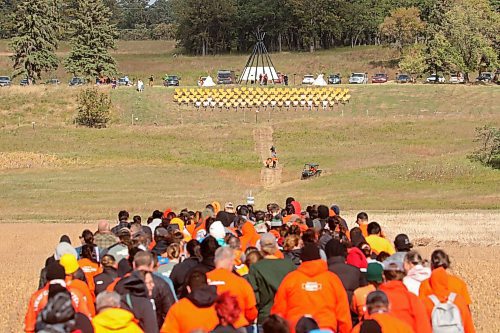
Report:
1,211,498,333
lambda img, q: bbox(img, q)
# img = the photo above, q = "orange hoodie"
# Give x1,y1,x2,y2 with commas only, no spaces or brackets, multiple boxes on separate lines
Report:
239,222,260,251
78,258,102,299
160,286,220,333
24,284,91,333
207,268,257,328
419,267,472,305
351,312,415,333
271,259,352,333
379,280,432,333
66,277,96,316
420,267,475,333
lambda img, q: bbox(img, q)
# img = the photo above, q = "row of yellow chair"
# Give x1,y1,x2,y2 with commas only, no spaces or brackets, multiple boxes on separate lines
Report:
173,87,351,107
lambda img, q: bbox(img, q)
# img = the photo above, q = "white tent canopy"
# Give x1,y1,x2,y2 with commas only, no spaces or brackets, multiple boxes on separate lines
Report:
312,74,327,86
202,75,216,87
239,66,278,82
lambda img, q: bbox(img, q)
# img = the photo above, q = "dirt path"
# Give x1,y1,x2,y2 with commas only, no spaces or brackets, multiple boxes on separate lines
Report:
253,126,282,188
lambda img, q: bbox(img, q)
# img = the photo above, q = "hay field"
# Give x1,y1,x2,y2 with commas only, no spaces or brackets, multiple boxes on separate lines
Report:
1,211,498,333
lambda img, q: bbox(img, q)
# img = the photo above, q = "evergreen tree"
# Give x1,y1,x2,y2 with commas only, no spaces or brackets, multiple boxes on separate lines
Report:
64,0,117,79
9,0,59,81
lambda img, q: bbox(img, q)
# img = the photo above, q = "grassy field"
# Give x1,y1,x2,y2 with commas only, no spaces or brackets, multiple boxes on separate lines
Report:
0,83,499,222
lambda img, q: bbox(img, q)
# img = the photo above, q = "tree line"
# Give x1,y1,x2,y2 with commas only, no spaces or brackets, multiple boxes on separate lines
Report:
3,0,499,82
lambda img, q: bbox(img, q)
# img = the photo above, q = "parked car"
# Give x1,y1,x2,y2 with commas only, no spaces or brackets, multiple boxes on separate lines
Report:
426,74,445,83
476,72,493,83
163,75,180,86
449,73,464,84
69,77,85,86
349,72,368,84
396,74,412,83
327,74,341,84
46,79,60,85
371,73,388,83
0,76,11,87
217,70,235,84
20,77,35,86
302,74,315,85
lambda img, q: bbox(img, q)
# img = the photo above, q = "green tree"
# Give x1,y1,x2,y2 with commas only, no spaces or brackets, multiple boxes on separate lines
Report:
399,44,427,79
64,0,117,79
75,88,111,128
9,0,59,82
468,125,500,169
0,0,16,38
172,0,237,55
379,7,425,54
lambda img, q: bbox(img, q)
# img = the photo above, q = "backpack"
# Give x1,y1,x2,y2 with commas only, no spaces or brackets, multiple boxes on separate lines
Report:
429,293,464,333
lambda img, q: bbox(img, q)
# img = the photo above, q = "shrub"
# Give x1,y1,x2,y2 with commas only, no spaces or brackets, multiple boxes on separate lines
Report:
468,125,500,169
75,88,111,128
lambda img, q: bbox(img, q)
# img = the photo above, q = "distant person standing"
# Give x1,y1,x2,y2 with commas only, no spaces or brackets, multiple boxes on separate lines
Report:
137,79,144,92
149,75,154,87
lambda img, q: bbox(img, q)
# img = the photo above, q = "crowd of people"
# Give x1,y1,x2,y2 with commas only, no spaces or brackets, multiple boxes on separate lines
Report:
25,198,475,333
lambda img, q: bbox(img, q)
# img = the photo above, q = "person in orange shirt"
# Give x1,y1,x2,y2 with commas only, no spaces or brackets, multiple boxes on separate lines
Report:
207,247,258,329
420,263,475,333
271,243,352,333
351,262,384,318
239,221,260,251
355,212,369,238
352,290,415,333
419,249,472,306
60,253,96,316
379,261,432,333
78,244,103,298
24,262,91,333
365,222,395,255
160,270,219,333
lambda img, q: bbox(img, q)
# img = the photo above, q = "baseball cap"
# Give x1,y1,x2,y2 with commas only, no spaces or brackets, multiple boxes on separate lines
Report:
59,253,79,275
394,234,412,251
366,262,384,282
383,260,405,272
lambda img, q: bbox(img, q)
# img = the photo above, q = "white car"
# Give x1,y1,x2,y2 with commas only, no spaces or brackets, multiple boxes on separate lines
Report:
449,73,464,84
426,74,445,83
349,73,368,84
302,75,315,85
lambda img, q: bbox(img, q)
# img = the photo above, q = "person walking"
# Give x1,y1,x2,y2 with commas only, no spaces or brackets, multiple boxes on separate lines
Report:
271,243,352,333
207,247,258,330
247,233,296,327
351,262,384,319
419,249,472,306
402,250,430,295
379,261,432,333
93,291,144,333
160,270,219,333
365,222,395,255
351,291,414,333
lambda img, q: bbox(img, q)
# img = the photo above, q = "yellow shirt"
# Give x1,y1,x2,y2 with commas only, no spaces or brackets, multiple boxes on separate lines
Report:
365,235,395,255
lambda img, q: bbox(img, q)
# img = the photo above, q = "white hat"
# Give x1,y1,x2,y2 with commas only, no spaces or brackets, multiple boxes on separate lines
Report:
209,221,226,240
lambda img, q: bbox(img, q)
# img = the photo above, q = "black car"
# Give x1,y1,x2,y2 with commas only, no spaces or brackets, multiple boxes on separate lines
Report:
476,72,493,83
69,77,85,86
163,75,180,86
396,74,412,83
217,70,235,84
327,74,341,84
0,76,12,87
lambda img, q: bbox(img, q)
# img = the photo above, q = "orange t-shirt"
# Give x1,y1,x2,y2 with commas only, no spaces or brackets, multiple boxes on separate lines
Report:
160,297,218,333
78,258,102,298
351,284,376,317
207,268,257,328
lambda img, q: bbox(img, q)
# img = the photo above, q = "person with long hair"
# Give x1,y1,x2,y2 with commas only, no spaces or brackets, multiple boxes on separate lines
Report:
212,292,241,333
